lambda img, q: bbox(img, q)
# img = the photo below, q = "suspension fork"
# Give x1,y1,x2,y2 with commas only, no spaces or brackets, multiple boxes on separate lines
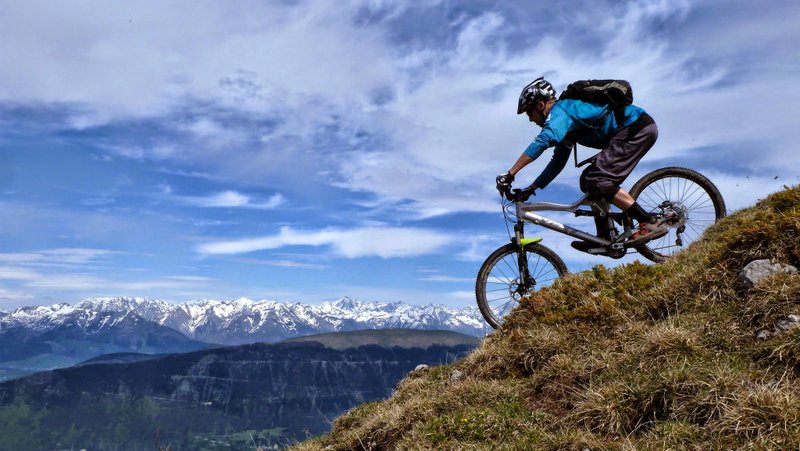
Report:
513,221,534,292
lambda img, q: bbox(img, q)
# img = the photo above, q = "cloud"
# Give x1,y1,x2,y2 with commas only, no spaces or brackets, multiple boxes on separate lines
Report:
234,258,329,270
25,273,211,292
0,266,40,280
422,275,474,283
0,248,117,266
5,1,797,219
166,189,286,209
196,226,455,258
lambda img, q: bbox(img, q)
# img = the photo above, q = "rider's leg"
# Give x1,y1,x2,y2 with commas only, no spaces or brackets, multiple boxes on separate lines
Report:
593,215,613,240
579,113,659,238
612,188,654,224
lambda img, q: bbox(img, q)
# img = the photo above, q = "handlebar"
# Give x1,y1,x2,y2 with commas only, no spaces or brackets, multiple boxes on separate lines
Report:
500,184,536,202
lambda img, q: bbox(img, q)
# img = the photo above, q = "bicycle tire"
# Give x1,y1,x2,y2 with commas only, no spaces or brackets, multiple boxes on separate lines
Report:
629,166,726,263
475,242,568,329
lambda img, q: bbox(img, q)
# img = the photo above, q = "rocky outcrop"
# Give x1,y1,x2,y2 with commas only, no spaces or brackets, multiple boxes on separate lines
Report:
737,259,798,289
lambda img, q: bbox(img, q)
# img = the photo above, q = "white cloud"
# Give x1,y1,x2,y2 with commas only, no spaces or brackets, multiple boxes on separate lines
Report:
0,248,116,266
0,266,40,280
0,1,393,119
422,275,474,283
25,273,210,292
5,1,797,220
164,188,286,209
234,258,329,270
196,226,455,258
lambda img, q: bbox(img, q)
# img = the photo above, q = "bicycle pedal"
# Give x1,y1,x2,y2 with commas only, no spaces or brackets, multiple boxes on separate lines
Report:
571,241,609,255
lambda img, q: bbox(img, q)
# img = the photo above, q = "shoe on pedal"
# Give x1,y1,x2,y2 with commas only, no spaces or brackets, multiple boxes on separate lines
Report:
570,241,608,255
570,241,594,252
627,221,668,246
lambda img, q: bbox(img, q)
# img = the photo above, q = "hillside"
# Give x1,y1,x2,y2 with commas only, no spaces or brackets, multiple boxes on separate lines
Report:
0,309,209,381
283,329,480,350
294,185,800,450
0,329,476,450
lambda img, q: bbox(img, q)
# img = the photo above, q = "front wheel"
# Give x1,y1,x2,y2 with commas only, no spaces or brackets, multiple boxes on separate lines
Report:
475,242,568,329
629,167,726,262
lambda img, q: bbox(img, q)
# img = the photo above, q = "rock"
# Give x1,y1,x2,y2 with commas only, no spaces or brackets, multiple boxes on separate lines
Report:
450,370,464,381
738,259,798,289
414,364,430,372
755,314,800,339
775,320,793,331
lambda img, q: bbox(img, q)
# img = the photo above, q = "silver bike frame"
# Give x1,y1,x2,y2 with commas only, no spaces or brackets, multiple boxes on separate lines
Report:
517,194,614,246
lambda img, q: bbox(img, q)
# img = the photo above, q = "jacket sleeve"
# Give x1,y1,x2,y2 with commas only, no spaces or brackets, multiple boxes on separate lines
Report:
522,105,574,160
533,142,572,189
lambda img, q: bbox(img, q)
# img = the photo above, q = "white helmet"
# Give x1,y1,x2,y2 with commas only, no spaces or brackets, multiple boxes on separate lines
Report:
517,77,556,114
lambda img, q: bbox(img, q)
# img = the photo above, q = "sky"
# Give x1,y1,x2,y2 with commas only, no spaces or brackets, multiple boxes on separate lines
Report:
1,0,799,309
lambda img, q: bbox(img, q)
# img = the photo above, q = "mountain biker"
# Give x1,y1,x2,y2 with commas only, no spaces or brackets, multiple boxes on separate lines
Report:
495,77,667,249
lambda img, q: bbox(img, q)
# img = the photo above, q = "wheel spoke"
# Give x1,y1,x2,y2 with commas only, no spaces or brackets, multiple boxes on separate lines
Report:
477,244,566,328
631,169,725,262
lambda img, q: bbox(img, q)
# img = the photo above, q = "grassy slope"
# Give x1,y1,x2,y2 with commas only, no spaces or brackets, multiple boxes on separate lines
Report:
293,186,800,450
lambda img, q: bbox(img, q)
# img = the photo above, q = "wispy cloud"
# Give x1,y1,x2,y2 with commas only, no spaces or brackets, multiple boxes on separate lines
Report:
196,226,455,258
234,258,329,270
421,275,474,283
0,266,40,280
26,273,212,292
0,248,117,266
161,186,286,209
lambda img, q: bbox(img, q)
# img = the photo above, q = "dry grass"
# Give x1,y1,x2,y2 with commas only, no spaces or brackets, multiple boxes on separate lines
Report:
292,186,800,450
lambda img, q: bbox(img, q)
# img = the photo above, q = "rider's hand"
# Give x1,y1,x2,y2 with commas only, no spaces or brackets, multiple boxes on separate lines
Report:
518,184,537,202
496,172,514,193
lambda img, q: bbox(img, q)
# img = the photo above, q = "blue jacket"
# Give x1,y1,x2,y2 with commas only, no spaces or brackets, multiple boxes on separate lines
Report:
524,99,646,189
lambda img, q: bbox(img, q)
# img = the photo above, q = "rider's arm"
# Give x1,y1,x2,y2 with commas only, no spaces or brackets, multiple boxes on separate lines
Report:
533,142,571,189
507,153,533,177
522,104,574,160
508,104,573,179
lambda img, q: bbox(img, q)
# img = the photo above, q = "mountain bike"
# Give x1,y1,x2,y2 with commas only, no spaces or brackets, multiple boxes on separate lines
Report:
475,167,726,328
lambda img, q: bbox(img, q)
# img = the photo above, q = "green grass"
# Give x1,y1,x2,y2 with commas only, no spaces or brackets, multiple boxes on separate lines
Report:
292,185,800,450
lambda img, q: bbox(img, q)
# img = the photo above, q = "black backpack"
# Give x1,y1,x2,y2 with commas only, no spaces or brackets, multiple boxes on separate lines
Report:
558,79,633,126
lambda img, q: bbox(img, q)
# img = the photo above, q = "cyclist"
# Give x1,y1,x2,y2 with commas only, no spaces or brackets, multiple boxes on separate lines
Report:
496,77,667,249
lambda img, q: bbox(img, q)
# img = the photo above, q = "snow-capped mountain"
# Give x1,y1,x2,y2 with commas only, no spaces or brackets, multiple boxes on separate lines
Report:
3,296,491,346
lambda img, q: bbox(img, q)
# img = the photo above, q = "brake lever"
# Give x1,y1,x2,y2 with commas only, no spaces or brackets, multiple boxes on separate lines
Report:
517,187,536,202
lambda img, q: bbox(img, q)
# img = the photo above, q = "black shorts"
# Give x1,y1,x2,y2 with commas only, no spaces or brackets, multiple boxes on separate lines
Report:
580,113,658,202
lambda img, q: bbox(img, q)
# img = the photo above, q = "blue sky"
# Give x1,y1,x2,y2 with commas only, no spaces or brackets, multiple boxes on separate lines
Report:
1,0,798,309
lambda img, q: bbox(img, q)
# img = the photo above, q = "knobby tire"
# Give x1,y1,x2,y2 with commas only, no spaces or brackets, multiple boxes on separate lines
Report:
475,242,568,329
629,166,726,262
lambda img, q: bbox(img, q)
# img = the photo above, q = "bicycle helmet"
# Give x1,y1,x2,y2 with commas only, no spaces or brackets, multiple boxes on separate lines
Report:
517,77,556,114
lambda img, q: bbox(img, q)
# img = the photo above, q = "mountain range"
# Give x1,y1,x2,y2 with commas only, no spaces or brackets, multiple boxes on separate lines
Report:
0,296,490,380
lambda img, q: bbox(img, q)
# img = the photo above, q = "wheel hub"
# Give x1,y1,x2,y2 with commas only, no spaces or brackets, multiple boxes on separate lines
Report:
660,201,688,228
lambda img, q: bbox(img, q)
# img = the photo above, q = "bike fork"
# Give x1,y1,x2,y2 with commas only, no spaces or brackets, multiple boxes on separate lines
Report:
513,222,535,293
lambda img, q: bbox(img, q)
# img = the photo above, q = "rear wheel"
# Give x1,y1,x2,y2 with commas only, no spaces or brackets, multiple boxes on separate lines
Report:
629,167,726,262
475,242,568,329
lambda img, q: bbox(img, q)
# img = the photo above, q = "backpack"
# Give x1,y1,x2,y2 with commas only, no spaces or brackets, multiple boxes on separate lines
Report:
558,79,633,126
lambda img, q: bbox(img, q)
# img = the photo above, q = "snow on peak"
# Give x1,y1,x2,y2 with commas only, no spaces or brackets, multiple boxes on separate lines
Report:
3,295,491,343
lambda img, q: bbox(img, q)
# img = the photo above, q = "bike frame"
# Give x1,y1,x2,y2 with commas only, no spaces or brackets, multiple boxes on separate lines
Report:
513,193,632,249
